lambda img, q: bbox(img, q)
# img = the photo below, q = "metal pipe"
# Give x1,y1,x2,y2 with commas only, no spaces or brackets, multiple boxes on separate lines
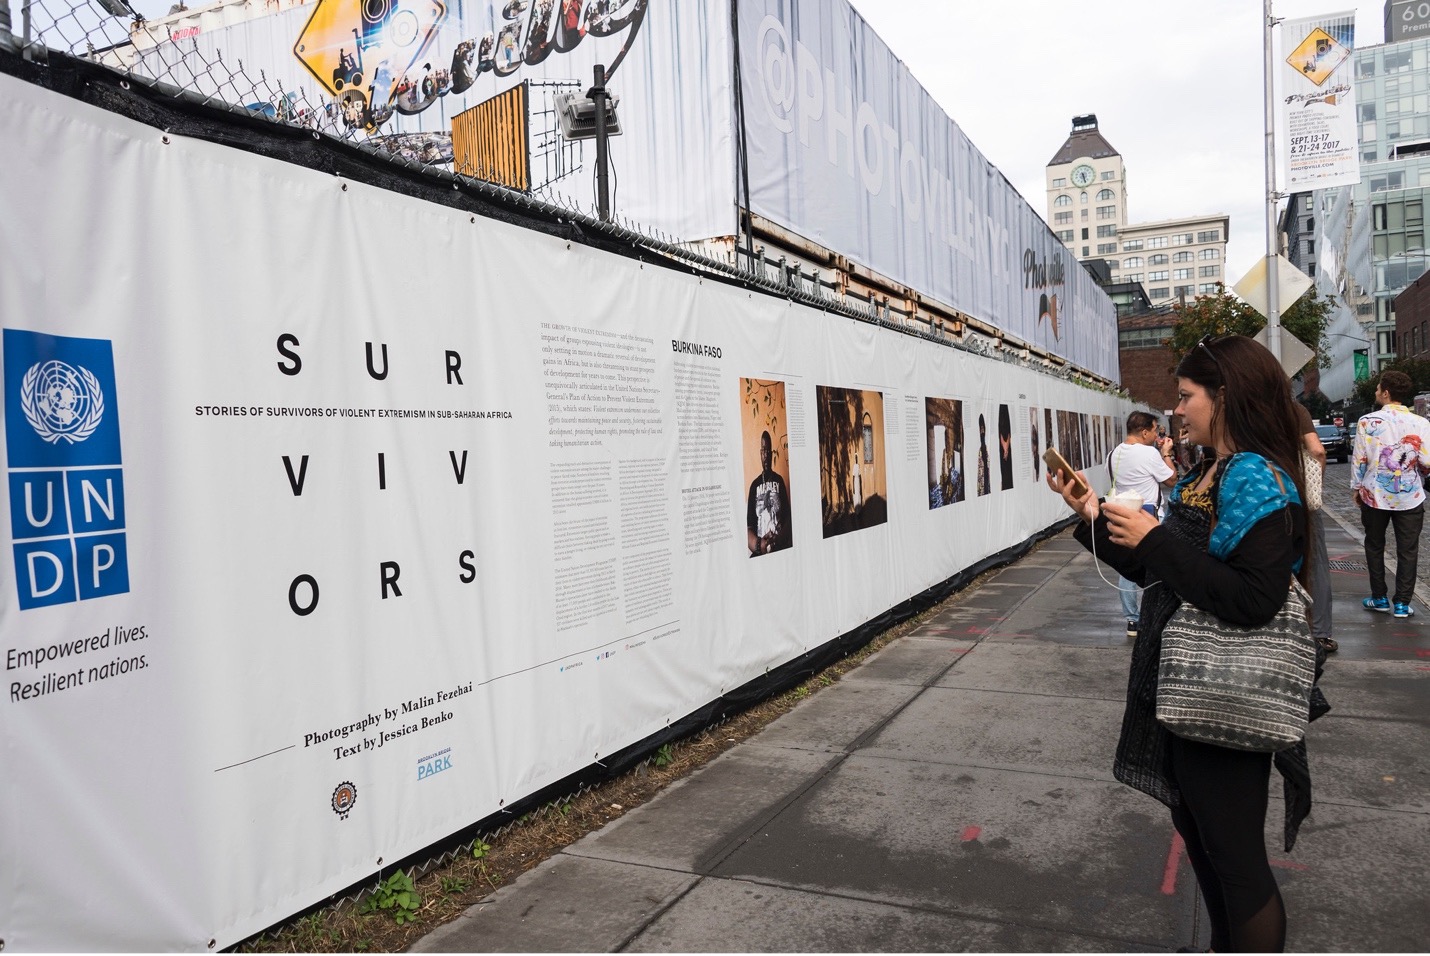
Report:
590,64,609,221
1263,0,1283,361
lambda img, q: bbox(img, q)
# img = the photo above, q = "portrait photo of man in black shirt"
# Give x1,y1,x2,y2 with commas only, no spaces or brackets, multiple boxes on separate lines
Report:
747,429,793,556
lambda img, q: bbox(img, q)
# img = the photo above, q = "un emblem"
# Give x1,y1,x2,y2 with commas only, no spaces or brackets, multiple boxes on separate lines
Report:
20,359,105,445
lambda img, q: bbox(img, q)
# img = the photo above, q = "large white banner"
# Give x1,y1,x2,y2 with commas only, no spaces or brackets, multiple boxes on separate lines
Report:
1278,11,1360,192
126,0,1118,381
735,0,1118,381
0,70,1133,950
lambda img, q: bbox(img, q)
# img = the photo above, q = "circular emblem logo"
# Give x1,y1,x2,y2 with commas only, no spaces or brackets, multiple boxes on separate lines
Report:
331,781,358,820
20,360,105,445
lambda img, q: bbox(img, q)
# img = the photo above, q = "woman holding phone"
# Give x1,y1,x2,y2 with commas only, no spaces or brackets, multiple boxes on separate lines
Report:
1046,335,1327,953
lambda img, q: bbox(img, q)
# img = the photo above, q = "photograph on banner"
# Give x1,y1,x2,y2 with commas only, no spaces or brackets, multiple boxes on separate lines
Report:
1029,406,1042,482
817,386,887,537
1055,409,1084,470
996,404,1014,491
1278,11,1359,191
740,378,793,557
973,408,991,497
1044,408,1055,470
924,397,966,509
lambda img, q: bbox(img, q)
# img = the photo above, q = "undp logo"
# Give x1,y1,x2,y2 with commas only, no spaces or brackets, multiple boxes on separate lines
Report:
4,329,129,610
22,359,107,445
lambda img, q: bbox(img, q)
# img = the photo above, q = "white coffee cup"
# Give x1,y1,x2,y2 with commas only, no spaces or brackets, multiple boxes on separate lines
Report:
1105,490,1145,511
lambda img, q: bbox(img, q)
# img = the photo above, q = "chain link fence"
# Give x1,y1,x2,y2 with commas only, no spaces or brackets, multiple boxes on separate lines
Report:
2,0,1120,387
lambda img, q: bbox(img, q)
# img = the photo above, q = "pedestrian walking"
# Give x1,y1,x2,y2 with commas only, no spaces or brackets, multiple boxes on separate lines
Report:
1047,334,1327,953
1296,403,1336,653
1107,411,1177,638
1351,369,1430,619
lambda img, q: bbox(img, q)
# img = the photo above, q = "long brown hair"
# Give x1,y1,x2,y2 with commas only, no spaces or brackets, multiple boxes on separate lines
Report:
1176,336,1309,575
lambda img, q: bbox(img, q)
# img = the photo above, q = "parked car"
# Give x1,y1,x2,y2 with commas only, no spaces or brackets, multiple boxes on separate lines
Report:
1315,423,1350,463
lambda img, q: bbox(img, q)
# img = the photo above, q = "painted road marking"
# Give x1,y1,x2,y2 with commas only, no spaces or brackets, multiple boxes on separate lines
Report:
1162,829,1309,894
1161,831,1185,895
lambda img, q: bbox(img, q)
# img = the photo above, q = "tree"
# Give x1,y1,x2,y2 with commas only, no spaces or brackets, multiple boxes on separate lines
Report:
1349,357,1430,407
1164,284,1335,378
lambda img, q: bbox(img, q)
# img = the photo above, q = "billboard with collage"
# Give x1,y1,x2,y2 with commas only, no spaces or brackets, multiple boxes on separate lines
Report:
130,0,737,240
0,60,1139,947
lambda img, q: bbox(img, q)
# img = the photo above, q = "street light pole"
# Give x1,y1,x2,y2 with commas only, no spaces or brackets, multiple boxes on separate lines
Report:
1264,0,1283,362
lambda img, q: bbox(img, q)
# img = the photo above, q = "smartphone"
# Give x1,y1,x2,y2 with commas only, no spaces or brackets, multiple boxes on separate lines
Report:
1043,447,1090,499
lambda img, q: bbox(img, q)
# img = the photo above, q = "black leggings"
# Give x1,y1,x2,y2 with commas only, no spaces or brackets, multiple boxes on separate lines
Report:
1168,736,1286,952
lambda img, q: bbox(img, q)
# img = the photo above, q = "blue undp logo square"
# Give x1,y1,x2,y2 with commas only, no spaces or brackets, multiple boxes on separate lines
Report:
3,328,122,469
5,328,129,610
75,533,129,601
66,468,125,534
8,470,67,539
13,539,76,609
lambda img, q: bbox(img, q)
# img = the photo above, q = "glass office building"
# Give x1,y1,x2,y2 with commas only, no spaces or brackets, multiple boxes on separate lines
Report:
1313,36,1430,399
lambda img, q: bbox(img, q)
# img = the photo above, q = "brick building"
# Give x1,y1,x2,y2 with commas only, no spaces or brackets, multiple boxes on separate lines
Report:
1395,268,1430,361
1118,310,1179,416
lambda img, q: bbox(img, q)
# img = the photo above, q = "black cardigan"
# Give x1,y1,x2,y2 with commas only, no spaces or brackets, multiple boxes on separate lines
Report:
1073,495,1325,851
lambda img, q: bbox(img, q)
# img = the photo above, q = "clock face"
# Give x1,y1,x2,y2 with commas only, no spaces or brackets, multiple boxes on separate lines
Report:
1071,164,1095,187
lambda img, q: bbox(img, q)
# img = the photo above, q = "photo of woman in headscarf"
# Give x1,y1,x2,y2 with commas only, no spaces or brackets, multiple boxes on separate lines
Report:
1030,406,1042,481
999,403,1014,490
977,413,991,497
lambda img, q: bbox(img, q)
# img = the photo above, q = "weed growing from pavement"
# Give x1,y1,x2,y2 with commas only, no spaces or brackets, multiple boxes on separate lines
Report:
233,544,1034,953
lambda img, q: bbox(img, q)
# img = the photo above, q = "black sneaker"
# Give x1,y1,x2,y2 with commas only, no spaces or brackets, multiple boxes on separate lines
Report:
1126,618,1138,639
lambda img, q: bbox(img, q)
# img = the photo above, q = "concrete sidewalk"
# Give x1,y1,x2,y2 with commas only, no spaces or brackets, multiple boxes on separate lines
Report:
413,511,1429,953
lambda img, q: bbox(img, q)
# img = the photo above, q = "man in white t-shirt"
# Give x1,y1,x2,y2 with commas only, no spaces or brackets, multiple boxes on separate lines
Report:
1107,411,1177,638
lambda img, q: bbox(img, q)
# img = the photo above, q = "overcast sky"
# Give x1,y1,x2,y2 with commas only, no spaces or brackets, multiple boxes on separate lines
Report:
849,0,1388,284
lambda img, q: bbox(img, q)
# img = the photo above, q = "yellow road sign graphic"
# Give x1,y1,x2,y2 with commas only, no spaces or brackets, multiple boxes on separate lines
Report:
1286,26,1349,87
294,0,448,103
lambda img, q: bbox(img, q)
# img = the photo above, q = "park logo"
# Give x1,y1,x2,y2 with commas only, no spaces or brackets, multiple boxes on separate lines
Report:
416,747,452,781
332,781,358,820
4,329,129,610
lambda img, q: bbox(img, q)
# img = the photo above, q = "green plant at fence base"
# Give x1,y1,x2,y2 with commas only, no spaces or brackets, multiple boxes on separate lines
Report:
439,875,470,895
653,743,674,767
359,870,421,925
472,839,491,860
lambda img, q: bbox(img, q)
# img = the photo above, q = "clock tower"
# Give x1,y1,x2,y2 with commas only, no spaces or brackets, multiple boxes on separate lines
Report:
1046,114,1126,262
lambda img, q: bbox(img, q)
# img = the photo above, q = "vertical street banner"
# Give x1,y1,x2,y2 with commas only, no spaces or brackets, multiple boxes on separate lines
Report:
1279,10,1360,191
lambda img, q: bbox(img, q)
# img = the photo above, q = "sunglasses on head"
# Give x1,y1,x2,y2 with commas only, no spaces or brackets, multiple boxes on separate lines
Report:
1197,333,1227,382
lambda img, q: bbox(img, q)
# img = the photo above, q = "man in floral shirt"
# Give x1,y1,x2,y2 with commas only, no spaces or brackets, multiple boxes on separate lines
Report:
1352,370,1430,618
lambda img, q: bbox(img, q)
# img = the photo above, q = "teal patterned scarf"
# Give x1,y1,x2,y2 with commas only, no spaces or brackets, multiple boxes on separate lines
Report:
1173,452,1303,570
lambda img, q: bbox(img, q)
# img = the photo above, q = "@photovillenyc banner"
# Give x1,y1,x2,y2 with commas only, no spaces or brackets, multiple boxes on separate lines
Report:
1279,10,1360,191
